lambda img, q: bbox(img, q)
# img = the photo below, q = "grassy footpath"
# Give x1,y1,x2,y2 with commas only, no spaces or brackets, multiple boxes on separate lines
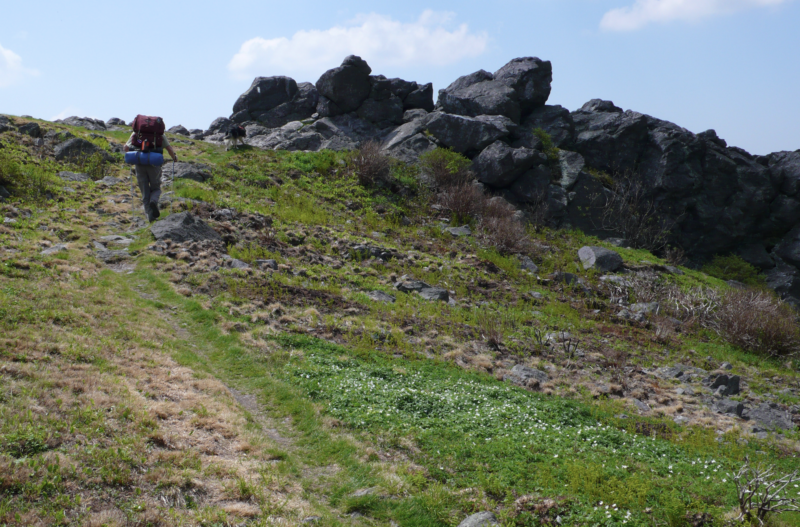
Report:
1,117,799,526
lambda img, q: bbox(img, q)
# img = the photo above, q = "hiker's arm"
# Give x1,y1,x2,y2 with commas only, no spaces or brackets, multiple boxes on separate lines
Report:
122,133,135,152
162,134,178,162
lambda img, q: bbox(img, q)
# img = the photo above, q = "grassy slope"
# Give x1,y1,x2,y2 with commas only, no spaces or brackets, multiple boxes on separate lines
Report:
1,118,799,526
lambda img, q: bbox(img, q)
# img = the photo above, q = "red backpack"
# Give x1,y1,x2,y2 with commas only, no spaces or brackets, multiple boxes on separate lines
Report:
131,115,165,152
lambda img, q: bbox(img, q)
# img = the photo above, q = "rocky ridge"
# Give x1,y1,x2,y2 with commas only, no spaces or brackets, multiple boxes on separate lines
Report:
190,55,800,306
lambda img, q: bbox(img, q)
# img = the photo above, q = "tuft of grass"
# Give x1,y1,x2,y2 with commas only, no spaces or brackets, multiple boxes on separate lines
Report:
702,254,766,287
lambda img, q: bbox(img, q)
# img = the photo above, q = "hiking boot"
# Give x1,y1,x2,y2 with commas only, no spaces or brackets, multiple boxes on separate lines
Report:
144,205,155,222
149,201,160,220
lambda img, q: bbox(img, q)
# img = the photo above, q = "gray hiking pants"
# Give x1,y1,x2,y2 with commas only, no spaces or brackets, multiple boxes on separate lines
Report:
135,164,162,207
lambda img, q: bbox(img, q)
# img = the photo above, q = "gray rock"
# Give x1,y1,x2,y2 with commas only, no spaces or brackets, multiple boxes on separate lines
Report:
251,82,320,128
519,255,539,273
578,246,623,272
425,112,512,156
107,118,126,125
17,122,41,138
229,259,251,270
168,125,189,136
458,512,499,527
55,116,107,130
557,150,586,190
513,105,575,149
207,117,233,135
168,162,213,183
233,76,298,115
505,365,549,386
437,77,521,123
367,290,396,303
316,55,372,114
714,399,744,418
743,403,795,431
419,287,449,302
473,141,543,188
0,185,9,200
404,83,434,111
381,115,437,163
56,171,91,182
41,244,68,256
720,362,733,370
493,57,552,114
357,95,404,125
674,416,690,425
445,225,471,237
150,212,221,243
395,278,431,293
633,399,651,413
99,235,134,246
600,275,631,287
98,176,122,186
54,138,115,163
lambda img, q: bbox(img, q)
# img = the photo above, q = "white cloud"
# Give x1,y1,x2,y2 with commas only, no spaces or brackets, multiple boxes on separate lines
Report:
228,10,488,81
0,43,39,88
600,0,789,31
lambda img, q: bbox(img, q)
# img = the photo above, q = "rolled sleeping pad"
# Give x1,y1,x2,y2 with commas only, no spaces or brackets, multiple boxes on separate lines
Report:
124,151,164,166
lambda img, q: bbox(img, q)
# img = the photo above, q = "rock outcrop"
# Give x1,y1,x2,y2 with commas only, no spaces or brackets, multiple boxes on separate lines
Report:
216,55,800,304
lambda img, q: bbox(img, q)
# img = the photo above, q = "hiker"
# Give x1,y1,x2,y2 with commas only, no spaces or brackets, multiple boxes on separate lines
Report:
123,115,178,222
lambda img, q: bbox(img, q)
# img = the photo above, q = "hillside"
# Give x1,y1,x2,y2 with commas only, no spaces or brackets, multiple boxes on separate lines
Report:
1,114,799,526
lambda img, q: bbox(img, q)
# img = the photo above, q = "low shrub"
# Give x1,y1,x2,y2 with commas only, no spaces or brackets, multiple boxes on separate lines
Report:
533,128,559,169
419,148,473,188
436,183,485,224
711,289,800,357
478,214,529,255
0,149,57,202
701,254,765,287
350,140,391,186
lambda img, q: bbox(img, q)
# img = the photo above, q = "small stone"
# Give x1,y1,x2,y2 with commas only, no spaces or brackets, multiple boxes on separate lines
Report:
458,512,499,527
720,362,733,370
445,225,471,237
98,176,122,186
714,399,744,418
578,246,623,272
367,290,396,303
41,244,68,256
419,287,449,302
230,259,251,269
633,399,651,414
519,255,538,273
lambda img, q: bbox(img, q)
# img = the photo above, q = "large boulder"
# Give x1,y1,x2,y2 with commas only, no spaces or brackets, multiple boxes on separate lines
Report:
493,57,552,113
404,83,434,111
316,55,373,114
425,112,514,156
55,116,107,131
232,76,298,115
513,105,575,149
249,114,379,153
54,138,115,162
381,114,436,163
0,116,15,134
207,117,233,135
357,96,404,126
473,141,544,187
252,82,320,128
168,162,213,183
168,125,189,136
437,75,521,123
150,212,221,243
17,122,41,138
435,57,552,124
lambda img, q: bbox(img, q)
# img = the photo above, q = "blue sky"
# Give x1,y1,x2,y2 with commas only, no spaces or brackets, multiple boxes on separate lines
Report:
1,0,798,155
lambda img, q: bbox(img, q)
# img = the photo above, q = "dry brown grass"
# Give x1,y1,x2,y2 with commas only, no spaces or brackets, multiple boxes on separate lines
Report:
351,140,391,186
711,289,800,357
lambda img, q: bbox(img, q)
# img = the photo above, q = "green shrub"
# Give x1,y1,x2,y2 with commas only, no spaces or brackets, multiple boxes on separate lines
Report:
0,149,57,202
702,254,765,286
533,128,560,169
419,148,473,188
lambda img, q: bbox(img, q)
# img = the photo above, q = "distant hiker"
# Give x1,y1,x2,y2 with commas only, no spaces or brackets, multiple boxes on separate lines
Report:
123,115,178,222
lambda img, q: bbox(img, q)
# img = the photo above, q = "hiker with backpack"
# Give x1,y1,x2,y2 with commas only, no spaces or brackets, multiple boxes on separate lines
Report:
123,115,178,222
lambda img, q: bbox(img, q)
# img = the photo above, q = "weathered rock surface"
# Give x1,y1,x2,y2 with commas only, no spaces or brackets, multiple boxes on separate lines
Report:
150,212,221,243
505,365,549,386
578,246,623,272
744,403,795,431
169,162,213,183
54,138,115,162
473,141,544,188
168,125,189,136
458,512,499,527
55,116,107,130
56,171,91,182
316,55,373,115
